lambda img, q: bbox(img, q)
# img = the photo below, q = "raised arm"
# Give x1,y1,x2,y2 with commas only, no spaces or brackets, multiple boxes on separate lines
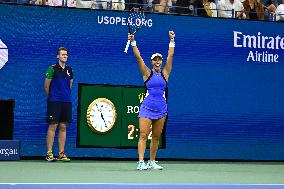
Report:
129,33,151,81
162,31,175,81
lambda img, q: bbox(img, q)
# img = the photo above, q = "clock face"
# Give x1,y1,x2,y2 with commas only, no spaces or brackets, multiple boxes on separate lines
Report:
86,98,117,134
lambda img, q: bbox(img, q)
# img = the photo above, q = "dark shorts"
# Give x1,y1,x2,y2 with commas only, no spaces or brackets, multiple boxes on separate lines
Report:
47,101,72,124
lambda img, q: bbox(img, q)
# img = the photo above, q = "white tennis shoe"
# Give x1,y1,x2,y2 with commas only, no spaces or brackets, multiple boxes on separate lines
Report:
146,160,163,170
137,160,148,171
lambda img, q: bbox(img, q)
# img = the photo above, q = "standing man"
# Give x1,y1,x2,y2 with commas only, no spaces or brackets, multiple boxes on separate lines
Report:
44,47,73,162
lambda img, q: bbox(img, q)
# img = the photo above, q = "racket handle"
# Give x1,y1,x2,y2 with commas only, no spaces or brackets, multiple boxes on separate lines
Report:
124,40,130,53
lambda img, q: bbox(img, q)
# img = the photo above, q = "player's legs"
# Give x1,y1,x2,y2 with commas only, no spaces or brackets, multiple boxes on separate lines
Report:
57,122,70,161
146,116,165,170
46,101,60,159
56,102,72,161
138,117,152,160
58,102,72,153
137,117,151,170
46,123,58,152
46,123,58,161
58,122,67,153
149,117,165,160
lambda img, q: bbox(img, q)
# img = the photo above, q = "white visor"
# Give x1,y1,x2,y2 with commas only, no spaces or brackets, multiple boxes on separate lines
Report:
151,53,163,60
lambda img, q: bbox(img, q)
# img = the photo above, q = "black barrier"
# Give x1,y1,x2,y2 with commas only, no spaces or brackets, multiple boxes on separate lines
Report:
0,99,15,140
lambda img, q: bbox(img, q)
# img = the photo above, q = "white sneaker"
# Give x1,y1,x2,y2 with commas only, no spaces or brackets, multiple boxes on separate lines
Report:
137,160,147,171
147,160,163,170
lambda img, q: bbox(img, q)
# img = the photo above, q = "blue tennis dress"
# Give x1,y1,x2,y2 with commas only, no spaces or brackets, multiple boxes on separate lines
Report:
138,69,168,119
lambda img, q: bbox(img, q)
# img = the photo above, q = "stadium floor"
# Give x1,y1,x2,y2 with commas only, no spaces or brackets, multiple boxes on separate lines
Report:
0,160,284,184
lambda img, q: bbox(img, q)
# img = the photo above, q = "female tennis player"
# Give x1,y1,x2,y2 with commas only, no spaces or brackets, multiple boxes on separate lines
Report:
128,31,175,170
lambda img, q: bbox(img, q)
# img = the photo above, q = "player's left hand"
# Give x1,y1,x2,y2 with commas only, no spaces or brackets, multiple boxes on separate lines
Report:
169,31,175,40
128,33,135,42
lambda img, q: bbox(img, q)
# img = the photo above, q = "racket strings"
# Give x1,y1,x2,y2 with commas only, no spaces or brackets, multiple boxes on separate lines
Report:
127,7,146,34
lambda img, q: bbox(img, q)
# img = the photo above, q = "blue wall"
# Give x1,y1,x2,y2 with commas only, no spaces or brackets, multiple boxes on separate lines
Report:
0,4,284,160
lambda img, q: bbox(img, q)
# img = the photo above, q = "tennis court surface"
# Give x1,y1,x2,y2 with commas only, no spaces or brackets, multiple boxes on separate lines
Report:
0,160,283,189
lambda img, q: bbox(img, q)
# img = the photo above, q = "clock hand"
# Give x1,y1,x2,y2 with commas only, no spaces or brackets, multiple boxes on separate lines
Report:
100,112,108,128
95,104,101,112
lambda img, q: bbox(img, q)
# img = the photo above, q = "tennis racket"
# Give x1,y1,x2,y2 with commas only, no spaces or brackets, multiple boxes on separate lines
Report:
124,7,146,53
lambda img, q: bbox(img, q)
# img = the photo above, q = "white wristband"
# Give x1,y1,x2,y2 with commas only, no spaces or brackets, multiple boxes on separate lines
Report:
169,41,175,48
131,41,136,47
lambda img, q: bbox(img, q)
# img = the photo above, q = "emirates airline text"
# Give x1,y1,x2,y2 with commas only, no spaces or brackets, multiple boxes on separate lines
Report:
233,31,283,63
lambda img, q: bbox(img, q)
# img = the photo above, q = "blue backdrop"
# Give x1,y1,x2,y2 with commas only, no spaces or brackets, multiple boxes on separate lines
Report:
0,4,284,160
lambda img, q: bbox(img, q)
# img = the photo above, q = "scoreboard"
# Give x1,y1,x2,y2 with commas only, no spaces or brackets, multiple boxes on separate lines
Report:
77,84,166,148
